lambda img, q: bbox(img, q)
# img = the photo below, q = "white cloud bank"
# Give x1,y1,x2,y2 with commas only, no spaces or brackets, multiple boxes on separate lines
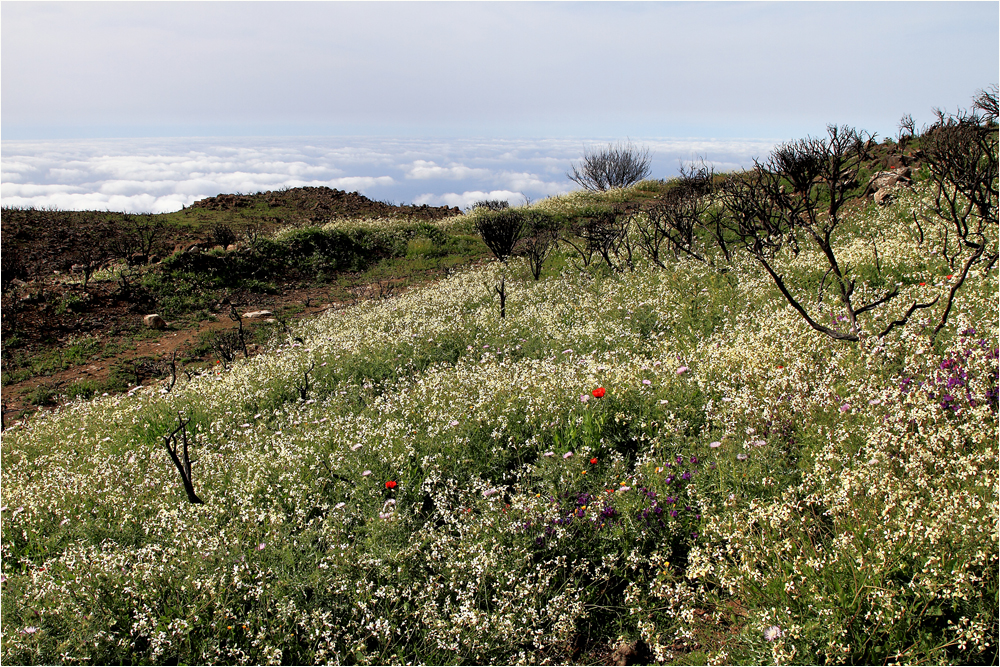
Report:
1,136,777,214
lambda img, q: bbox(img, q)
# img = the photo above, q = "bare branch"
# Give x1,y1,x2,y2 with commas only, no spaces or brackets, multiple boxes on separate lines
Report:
568,141,652,192
163,413,204,504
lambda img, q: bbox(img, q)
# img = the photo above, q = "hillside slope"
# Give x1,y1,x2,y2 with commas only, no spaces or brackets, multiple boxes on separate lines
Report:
2,178,996,664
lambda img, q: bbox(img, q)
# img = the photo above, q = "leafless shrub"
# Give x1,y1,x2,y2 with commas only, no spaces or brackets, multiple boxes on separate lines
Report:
210,223,238,249
296,361,316,401
917,87,998,340
973,84,999,123
474,209,525,263
718,125,936,342
208,330,244,366
474,209,527,318
634,162,715,267
69,221,115,291
564,206,634,272
568,141,652,192
107,213,166,266
228,304,251,358
471,199,510,212
519,211,562,280
163,413,204,504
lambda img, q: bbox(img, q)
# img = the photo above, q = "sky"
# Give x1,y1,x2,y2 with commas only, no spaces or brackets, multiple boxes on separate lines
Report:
2,1,997,212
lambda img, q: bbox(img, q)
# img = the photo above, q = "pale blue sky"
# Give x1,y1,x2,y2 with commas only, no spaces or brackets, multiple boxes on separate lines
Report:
2,2,997,212
3,2,998,141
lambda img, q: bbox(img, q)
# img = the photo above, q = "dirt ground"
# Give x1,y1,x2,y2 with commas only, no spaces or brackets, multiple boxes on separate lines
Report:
1,187,462,425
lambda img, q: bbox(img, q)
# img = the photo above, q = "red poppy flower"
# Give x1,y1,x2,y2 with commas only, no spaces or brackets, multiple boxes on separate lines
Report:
385,480,397,489
919,282,926,286
946,275,953,280
592,387,606,398
590,458,598,465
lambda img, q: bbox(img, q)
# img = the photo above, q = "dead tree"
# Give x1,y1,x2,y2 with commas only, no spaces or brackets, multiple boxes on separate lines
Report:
719,125,938,342
166,351,179,392
163,413,204,504
229,304,251,358
568,141,652,192
519,211,562,280
917,88,999,340
635,162,715,266
565,206,634,272
296,360,316,401
108,213,166,266
474,209,525,319
70,221,114,291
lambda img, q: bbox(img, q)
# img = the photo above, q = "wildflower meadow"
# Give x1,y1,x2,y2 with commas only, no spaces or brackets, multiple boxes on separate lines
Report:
2,163,997,663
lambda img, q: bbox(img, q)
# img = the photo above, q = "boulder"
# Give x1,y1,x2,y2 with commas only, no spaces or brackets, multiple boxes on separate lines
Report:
144,314,167,329
874,188,895,205
611,639,650,666
869,171,902,190
242,310,273,320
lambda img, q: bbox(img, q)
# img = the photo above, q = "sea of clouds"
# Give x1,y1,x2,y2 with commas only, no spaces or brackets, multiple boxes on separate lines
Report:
1,136,778,214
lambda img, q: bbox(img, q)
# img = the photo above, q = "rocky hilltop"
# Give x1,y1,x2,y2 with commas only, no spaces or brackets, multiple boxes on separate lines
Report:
190,185,461,222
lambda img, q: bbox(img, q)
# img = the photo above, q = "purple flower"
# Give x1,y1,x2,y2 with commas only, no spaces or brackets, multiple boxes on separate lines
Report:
676,366,689,375
563,452,573,459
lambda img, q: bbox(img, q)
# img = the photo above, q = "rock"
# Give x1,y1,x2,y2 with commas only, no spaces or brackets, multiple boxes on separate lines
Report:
892,165,912,179
70,264,87,274
612,639,650,666
883,154,906,169
225,244,238,252
874,188,894,205
869,171,902,190
184,244,202,254
143,314,167,329
242,310,273,320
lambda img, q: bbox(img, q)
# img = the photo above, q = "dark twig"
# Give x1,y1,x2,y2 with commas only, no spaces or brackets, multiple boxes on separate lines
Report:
296,361,316,401
878,297,941,339
163,413,204,504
